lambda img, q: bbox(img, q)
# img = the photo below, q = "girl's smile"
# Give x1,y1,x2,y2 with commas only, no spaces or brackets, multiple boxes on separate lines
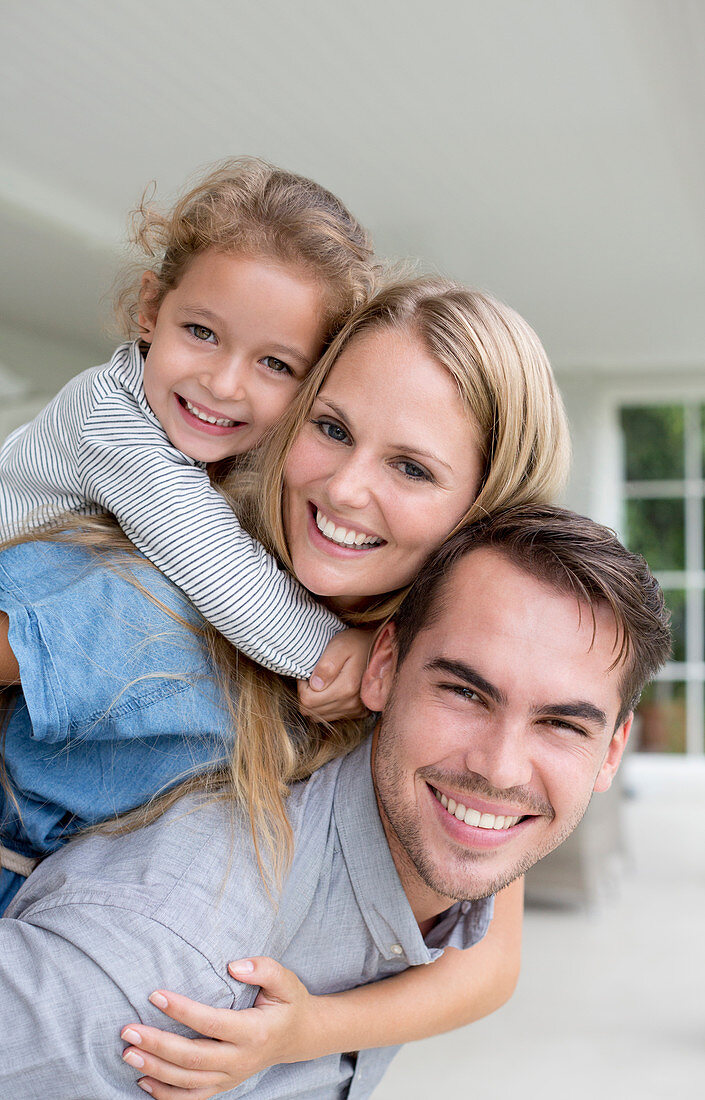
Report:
283,325,484,611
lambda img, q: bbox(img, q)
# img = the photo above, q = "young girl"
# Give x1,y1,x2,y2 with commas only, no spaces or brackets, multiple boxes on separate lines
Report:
0,157,377,722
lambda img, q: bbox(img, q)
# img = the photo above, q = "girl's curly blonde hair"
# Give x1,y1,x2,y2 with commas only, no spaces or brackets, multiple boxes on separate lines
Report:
114,156,378,341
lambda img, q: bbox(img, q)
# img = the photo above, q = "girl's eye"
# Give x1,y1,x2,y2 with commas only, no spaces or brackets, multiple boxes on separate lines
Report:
394,459,433,482
312,418,351,445
261,355,293,376
187,324,217,344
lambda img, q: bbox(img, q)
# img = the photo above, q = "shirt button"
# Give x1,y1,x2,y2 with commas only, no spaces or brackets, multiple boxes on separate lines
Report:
390,943,403,955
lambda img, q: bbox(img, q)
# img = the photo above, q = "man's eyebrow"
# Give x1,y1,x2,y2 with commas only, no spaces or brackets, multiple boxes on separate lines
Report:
532,702,608,730
425,658,508,705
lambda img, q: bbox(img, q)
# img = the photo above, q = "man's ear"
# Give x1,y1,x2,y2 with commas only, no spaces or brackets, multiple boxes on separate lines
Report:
360,623,398,712
138,271,161,341
593,713,632,793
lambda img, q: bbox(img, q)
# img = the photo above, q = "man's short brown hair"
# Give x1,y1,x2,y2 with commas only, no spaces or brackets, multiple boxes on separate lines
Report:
394,505,671,725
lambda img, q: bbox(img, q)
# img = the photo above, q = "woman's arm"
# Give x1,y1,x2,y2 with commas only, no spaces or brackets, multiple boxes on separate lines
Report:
0,612,19,684
120,878,523,1098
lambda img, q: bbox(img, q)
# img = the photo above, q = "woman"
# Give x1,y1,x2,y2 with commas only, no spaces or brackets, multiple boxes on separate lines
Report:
0,277,569,1093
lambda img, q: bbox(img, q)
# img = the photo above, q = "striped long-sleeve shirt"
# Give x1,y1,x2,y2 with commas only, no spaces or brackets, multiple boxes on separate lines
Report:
0,341,343,679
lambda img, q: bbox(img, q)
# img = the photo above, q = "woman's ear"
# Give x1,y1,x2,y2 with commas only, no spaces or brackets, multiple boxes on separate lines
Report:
138,271,161,342
361,623,398,712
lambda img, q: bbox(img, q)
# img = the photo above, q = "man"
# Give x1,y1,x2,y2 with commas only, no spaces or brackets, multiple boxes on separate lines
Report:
0,506,670,1097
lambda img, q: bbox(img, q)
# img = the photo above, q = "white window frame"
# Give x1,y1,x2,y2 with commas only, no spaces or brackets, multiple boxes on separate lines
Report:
592,375,705,756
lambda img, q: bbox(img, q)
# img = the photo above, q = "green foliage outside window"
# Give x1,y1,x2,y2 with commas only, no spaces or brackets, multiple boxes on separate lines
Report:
620,405,684,480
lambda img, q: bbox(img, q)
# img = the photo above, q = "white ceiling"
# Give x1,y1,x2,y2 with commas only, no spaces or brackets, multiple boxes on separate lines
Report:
1,0,704,388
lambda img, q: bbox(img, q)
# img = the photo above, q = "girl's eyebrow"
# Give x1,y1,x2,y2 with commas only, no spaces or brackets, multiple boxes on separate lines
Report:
315,398,452,471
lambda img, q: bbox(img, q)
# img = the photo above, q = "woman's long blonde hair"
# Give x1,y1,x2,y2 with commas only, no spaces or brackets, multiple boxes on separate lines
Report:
213,276,570,876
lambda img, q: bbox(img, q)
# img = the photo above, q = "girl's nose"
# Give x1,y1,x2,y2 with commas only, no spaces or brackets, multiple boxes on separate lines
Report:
201,356,248,402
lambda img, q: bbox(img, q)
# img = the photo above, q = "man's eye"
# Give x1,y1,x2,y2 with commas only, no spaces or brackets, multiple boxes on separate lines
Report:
312,418,351,444
187,324,217,343
442,683,481,703
394,459,432,482
543,718,589,737
261,356,293,376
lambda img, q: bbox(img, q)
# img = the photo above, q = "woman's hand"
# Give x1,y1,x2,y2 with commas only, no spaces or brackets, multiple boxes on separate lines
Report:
297,627,374,722
120,957,325,1099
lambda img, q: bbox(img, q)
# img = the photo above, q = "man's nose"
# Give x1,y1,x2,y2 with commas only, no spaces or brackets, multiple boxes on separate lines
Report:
465,719,534,793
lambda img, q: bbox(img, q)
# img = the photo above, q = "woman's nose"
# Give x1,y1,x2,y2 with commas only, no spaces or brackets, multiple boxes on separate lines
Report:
326,451,374,510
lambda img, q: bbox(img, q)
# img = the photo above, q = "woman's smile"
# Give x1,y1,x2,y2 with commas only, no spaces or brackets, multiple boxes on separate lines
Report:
283,324,484,611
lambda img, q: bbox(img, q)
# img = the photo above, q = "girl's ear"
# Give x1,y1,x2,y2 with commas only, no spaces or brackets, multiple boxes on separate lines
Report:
361,623,398,712
138,271,161,342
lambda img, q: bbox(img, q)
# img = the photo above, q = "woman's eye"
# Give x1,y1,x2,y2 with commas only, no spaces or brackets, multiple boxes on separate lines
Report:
312,418,351,445
394,459,432,482
187,324,217,343
261,356,292,376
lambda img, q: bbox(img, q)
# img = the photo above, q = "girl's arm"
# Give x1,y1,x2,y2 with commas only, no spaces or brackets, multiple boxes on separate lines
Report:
120,878,523,1098
79,381,345,682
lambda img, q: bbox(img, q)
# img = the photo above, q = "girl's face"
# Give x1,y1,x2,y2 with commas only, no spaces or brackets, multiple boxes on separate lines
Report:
141,250,328,463
283,326,484,610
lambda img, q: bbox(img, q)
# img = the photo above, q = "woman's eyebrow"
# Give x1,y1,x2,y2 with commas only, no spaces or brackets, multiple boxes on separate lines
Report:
389,443,452,471
317,398,350,420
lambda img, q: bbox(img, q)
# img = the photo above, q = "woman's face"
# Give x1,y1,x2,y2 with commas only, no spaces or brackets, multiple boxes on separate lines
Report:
283,325,484,610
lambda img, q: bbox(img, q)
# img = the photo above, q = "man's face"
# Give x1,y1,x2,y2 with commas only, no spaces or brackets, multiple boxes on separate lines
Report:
363,548,632,918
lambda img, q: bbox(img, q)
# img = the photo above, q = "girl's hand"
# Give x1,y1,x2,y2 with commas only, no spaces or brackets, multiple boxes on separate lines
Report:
297,627,374,721
121,958,324,1099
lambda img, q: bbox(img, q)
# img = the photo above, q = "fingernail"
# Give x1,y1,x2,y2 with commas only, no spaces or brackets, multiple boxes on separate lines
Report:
138,1083,153,1095
123,1049,145,1068
229,958,255,974
149,991,169,1009
309,675,325,691
121,1028,142,1045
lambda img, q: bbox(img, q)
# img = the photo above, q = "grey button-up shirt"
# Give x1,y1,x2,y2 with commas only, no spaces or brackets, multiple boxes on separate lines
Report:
1,739,493,1098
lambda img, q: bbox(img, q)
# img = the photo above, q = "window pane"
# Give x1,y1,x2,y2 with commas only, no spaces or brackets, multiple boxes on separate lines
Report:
635,681,686,753
663,589,686,662
625,498,685,570
620,405,684,480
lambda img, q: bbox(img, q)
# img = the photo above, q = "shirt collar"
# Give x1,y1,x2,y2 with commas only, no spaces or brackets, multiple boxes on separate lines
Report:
333,738,493,966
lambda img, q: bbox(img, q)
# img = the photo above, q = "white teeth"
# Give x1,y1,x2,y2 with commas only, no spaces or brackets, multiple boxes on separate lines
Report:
184,399,236,427
315,510,383,548
432,787,521,830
